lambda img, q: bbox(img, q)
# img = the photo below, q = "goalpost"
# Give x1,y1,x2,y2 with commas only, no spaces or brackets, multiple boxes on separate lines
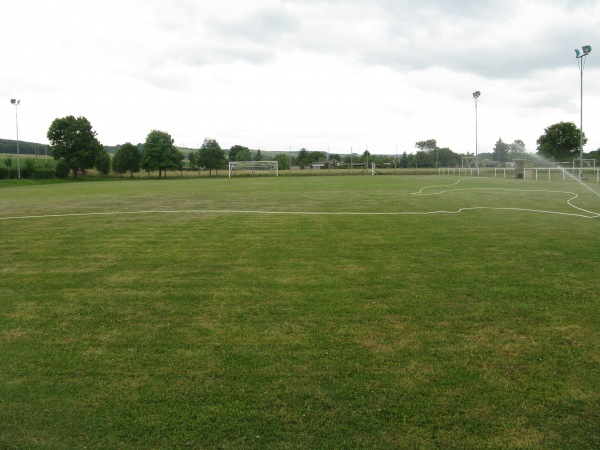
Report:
229,161,279,178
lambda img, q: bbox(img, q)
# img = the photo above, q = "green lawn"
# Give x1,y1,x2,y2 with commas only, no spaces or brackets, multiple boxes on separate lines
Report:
1,175,599,448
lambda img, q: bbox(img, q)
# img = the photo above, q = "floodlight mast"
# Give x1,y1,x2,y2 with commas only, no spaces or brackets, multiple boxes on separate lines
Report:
472,91,481,175
575,45,592,178
10,99,21,179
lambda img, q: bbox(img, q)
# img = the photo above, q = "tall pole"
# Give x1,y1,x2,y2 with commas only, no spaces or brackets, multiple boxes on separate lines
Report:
10,99,21,179
576,45,592,178
472,91,481,176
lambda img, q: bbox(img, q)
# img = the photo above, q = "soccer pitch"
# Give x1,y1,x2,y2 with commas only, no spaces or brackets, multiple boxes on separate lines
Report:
1,175,599,448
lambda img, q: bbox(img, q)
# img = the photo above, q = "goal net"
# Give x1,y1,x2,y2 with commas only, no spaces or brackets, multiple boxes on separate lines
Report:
229,161,279,178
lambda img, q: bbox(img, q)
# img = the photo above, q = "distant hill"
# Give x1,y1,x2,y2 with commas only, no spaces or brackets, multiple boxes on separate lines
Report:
0,139,50,157
0,138,295,158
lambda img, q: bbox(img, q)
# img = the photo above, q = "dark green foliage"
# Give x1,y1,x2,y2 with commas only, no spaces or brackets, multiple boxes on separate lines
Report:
33,168,55,179
141,130,183,178
113,142,142,177
275,153,290,170
537,121,587,161
0,167,9,179
55,159,71,178
493,138,510,163
47,115,104,177
0,139,49,156
401,151,409,168
95,149,111,175
235,148,252,162
22,158,37,178
296,148,310,169
199,138,226,175
415,139,437,153
228,144,250,162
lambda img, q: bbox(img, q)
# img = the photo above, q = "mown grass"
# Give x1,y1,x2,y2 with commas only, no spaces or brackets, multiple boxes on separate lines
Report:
1,175,599,448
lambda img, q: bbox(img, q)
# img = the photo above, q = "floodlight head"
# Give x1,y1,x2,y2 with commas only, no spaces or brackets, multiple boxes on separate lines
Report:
582,45,592,54
575,49,581,57
472,91,481,99
11,99,16,104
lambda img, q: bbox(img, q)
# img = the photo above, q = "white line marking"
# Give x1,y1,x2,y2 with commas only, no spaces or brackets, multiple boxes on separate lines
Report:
1,179,598,221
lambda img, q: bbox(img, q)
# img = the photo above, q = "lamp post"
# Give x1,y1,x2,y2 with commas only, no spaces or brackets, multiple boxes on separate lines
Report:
10,99,21,179
575,45,592,178
472,91,481,176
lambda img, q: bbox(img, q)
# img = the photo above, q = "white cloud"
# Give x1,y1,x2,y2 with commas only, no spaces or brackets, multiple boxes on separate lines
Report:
1,0,599,154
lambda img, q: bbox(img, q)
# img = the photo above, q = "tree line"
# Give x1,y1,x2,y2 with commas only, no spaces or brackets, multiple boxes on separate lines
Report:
2,116,597,180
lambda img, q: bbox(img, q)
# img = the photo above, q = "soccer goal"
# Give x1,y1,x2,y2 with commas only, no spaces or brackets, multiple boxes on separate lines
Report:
229,161,279,178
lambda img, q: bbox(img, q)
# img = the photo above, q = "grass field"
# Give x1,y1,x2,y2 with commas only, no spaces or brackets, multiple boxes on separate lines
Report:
1,175,599,448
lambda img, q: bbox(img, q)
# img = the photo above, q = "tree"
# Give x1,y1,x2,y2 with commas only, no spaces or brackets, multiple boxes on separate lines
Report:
401,151,408,168
254,149,263,161
410,151,434,168
113,142,141,177
55,159,71,178
4,157,11,179
508,140,528,160
415,139,437,153
229,145,249,162
492,138,510,164
416,139,440,167
585,148,600,163
199,138,226,176
309,151,325,163
236,149,252,162
296,148,310,169
96,149,111,175
536,121,587,162
141,130,183,177
274,153,290,170
47,115,104,177
437,147,458,167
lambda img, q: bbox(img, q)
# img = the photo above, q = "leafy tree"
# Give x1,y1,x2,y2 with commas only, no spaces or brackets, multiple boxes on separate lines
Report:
47,115,104,177
254,149,263,161
296,148,310,169
437,147,458,167
199,138,226,176
415,139,437,153
585,148,600,163
410,151,434,167
236,149,252,161
275,153,290,170
228,145,249,162
141,130,183,177
55,159,71,178
96,149,111,175
309,151,325,163
401,151,409,168
492,138,510,164
4,157,12,179
508,140,528,160
22,158,37,178
113,142,141,177
537,121,587,162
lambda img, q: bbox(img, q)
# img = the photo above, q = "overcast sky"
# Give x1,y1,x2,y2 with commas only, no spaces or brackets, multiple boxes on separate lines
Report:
2,0,599,155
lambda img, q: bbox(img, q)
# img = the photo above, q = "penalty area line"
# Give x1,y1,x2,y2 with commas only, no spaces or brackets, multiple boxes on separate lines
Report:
0,206,598,221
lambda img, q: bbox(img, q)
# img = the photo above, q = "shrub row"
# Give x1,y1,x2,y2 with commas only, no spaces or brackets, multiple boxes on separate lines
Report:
0,158,66,180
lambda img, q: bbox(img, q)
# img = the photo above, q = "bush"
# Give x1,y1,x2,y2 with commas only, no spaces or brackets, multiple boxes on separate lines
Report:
0,167,8,179
34,168,55,179
22,158,37,178
55,159,71,179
